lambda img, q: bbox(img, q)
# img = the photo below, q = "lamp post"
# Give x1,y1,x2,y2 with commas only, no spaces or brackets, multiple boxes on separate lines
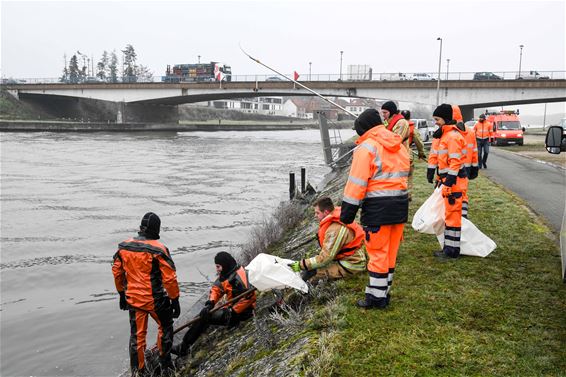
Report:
339,50,343,81
309,62,312,81
198,55,201,64
518,44,524,79
446,58,450,80
436,37,443,106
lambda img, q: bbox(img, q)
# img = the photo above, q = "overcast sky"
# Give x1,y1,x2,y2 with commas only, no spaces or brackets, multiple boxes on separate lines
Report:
1,0,565,116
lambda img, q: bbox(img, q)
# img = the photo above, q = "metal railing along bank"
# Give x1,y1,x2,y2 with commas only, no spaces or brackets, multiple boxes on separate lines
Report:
2,71,565,85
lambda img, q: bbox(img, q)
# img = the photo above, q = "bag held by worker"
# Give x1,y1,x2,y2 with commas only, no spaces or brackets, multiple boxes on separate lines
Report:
412,187,445,234
436,218,497,257
245,253,309,293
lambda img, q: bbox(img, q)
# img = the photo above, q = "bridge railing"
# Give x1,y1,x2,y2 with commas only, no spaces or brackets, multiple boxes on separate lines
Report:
3,71,565,85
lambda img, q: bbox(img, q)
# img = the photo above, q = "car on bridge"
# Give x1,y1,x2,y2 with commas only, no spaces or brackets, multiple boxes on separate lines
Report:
406,73,435,81
516,70,550,80
473,72,503,80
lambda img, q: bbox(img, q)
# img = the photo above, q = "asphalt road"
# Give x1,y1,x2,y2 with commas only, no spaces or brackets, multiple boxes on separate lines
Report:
481,147,566,233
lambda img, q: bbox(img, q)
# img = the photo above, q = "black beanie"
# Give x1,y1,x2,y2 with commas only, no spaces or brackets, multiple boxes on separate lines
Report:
140,212,161,239
214,251,237,276
381,101,398,115
354,108,383,136
433,104,453,123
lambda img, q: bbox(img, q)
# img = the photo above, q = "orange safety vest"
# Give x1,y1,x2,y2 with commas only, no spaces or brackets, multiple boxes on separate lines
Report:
408,121,415,145
451,105,478,169
341,125,410,226
210,266,256,314
317,207,364,259
475,121,493,139
112,237,179,312
436,124,468,192
386,113,405,132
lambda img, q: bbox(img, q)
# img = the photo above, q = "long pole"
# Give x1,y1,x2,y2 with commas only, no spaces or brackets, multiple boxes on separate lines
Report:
240,44,356,117
446,58,450,80
340,50,343,81
543,102,547,130
309,62,312,81
436,37,443,106
518,44,524,79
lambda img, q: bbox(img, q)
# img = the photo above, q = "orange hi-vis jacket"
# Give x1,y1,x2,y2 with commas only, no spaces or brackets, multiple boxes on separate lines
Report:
113,237,179,312
340,125,410,226
210,266,256,314
437,124,468,192
317,207,364,260
475,120,494,140
428,137,441,172
452,105,478,170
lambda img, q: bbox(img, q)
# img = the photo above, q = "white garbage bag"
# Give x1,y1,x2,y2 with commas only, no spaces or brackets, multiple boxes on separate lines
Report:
412,187,445,234
245,253,309,293
436,217,497,257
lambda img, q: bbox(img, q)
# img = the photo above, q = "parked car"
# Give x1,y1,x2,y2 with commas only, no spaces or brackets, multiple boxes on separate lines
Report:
464,120,477,130
516,70,550,80
266,76,283,81
411,119,430,142
406,73,435,81
473,72,503,80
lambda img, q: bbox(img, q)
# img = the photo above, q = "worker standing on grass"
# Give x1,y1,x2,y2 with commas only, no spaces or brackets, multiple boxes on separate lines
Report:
474,113,493,169
431,104,468,259
112,212,181,376
340,108,410,309
171,252,256,358
453,105,479,218
288,197,367,282
401,109,427,199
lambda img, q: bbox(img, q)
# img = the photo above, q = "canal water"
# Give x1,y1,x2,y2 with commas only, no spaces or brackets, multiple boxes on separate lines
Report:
0,129,354,376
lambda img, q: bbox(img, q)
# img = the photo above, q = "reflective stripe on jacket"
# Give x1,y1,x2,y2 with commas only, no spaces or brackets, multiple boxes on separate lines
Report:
340,125,410,226
437,124,468,192
474,121,493,139
112,237,179,312
317,207,364,259
210,266,256,314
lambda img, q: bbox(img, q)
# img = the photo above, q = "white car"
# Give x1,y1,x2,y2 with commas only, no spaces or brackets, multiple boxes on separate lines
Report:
407,73,435,81
411,119,430,142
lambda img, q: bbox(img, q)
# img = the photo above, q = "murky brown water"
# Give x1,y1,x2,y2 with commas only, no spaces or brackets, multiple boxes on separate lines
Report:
0,129,353,376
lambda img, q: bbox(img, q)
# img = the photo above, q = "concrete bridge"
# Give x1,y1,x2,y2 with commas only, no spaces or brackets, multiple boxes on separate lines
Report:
5,79,566,122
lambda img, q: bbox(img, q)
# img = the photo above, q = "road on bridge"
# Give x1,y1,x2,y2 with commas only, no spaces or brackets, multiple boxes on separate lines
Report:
480,147,565,233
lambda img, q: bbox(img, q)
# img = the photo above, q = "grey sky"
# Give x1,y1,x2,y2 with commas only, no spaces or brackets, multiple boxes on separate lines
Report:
1,0,565,117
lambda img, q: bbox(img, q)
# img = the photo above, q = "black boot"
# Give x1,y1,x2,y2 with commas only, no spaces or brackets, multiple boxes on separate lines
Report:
356,294,388,309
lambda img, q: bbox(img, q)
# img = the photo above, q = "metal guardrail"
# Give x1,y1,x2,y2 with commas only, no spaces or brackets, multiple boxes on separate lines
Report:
3,71,565,85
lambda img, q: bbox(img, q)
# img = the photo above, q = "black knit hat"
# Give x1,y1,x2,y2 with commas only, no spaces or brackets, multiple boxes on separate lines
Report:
140,212,160,240
433,104,453,123
381,101,398,115
354,108,383,136
214,251,237,276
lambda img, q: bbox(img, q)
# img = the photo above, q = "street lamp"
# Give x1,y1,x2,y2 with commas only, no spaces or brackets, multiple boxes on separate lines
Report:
339,50,343,81
198,55,201,64
436,37,443,106
446,58,450,80
309,62,312,81
518,44,524,79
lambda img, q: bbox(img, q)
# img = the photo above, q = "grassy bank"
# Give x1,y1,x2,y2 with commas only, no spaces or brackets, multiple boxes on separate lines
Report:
302,161,565,376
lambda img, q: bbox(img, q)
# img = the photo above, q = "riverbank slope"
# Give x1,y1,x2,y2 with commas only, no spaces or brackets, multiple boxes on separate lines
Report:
173,160,565,376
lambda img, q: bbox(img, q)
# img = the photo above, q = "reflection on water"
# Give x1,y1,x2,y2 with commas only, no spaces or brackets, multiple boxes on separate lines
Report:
0,129,353,376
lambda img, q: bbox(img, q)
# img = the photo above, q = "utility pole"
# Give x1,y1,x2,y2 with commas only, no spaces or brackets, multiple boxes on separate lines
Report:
198,55,201,64
309,62,312,81
436,37,443,106
339,50,343,81
518,44,524,79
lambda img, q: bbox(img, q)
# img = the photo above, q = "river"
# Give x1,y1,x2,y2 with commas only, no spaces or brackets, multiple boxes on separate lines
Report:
0,128,354,376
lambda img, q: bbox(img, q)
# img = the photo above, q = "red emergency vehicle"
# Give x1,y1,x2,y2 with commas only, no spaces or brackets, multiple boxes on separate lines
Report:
486,110,525,146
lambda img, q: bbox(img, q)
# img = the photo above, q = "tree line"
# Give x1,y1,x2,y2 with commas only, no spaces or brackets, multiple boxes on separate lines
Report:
60,44,153,84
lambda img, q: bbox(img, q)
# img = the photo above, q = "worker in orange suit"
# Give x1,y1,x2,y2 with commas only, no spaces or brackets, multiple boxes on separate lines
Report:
474,113,494,169
432,104,469,259
453,105,479,218
340,108,410,309
112,212,181,376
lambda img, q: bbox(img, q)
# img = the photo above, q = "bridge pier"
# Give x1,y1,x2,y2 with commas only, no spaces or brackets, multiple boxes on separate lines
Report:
460,105,475,122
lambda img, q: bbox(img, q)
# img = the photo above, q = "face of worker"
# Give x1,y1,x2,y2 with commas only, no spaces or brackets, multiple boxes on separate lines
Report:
381,109,391,120
314,206,330,222
215,264,222,275
433,116,446,126
479,118,485,122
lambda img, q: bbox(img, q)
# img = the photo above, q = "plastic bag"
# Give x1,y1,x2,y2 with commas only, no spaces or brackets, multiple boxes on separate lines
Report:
436,218,497,257
245,253,309,293
412,187,445,234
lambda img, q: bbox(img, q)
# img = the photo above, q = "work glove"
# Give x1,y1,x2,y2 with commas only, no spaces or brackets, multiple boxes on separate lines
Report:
119,291,128,311
469,166,479,180
426,168,436,184
171,298,181,318
288,261,301,272
444,174,456,187
199,300,214,321
442,186,456,205
204,300,215,310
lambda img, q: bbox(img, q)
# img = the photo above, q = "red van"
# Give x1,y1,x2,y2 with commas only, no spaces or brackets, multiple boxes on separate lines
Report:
486,110,525,146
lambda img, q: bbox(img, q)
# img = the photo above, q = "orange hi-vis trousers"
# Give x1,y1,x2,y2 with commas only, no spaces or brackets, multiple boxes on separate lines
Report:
364,224,404,304
444,192,463,257
129,305,174,374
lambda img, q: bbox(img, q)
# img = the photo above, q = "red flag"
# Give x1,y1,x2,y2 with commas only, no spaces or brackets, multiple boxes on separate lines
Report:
293,71,300,80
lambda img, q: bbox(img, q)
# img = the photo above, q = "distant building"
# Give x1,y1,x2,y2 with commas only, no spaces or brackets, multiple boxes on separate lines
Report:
204,96,285,116
283,97,347,120
345,98,381,117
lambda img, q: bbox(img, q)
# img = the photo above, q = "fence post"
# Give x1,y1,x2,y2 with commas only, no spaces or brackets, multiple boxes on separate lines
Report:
301,167,306,193
318,112,333,165
289,172,296,200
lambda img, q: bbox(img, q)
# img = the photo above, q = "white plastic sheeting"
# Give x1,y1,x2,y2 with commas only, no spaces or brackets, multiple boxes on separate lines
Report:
245,253,309,293
412,188,497,257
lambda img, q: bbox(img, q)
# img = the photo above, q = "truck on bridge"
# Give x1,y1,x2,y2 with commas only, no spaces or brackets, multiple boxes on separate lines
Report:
162,62,232,83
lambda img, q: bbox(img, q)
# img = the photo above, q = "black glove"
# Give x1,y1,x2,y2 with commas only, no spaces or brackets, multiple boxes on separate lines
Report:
448,195,456,205
119,291,127,311
427,168,436,184
469,166,479,180
204,300,215,310
199,305,212,321
444,174,456,187
171,298,181,318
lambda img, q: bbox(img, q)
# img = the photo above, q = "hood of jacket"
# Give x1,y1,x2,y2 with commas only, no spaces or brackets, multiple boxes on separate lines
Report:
355,125,402,153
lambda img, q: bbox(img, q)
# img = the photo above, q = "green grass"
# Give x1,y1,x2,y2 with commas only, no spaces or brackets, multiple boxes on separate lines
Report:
317,161,565,376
